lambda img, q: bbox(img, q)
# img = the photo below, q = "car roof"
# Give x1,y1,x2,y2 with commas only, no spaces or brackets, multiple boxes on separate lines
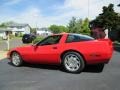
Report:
52,33,87,36
51,32,68,36
51,33,94,39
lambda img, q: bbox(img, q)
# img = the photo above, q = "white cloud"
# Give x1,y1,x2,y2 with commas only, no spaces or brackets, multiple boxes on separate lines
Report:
56,0,120,19
0,0,119,27
7,7,66,28
4,0,23,5
11,8,51,27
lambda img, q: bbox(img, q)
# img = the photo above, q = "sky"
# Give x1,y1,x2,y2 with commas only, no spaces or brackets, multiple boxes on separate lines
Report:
0,0,119,28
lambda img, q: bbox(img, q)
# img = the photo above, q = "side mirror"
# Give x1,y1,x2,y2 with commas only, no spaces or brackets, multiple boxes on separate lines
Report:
32,44,38,50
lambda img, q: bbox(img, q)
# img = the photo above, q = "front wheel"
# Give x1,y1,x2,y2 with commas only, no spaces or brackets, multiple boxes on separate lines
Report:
62,52,85,74
11,52,23,67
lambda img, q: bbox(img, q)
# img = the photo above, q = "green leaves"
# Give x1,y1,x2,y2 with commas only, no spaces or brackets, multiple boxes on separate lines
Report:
49,25,69,34
67,17,90,35
90,4,120,30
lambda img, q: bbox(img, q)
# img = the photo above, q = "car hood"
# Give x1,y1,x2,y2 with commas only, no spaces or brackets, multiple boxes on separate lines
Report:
16,45,33,50
8,45,33,53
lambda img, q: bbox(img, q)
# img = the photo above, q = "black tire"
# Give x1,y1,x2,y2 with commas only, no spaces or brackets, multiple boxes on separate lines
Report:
62,51,85,74
11,52,23,67
96,63,105,72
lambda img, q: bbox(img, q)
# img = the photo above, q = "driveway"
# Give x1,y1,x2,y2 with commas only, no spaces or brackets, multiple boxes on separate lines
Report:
0,39,23,51
0,49,120,90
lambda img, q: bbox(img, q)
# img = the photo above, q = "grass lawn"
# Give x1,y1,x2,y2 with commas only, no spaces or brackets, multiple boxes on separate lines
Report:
0,37,3,42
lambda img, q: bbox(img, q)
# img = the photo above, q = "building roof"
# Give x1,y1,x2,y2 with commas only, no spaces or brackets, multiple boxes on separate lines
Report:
0,28,12,31
7,23,29,28
36,28,51,31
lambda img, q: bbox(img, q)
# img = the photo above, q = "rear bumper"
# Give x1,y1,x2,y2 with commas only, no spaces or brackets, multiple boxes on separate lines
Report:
86,52,113,65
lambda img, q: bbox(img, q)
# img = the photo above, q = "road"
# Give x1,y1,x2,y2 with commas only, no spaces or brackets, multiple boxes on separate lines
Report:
0,48,120,90
0,39,23,51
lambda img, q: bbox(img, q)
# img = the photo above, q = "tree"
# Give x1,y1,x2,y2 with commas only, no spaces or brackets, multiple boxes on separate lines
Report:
30,28,36,34
58,25,69,33
90,4,120,41
49,25,68,34
81,18,90,34
67,17,77,33
75,19,82,33
90,4,120,31
0,21,15,28
0,23,7,28
67,17,90,35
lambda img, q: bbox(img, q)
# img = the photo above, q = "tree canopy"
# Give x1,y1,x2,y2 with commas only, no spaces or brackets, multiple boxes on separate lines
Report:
90,4,120,31
0,21,15,28
67,17,90,35
49,25,69,34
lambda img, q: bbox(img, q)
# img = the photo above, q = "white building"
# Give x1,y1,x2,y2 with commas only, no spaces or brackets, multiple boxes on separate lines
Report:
0,28,12,39
0,23,31,39
7,23,30,35
36,28,52,36
0,29,6,37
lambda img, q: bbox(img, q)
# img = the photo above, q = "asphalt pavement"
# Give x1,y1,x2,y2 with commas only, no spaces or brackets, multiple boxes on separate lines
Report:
0,48,120,90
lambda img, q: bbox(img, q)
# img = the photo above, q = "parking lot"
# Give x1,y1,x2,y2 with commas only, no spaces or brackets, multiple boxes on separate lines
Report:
0,46,120,90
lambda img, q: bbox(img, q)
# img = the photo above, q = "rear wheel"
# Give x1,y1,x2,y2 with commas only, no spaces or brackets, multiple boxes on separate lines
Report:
62,52,85,73
96,63,105,71
11,52,23,67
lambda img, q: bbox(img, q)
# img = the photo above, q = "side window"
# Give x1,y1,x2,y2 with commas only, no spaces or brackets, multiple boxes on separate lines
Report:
37,35,62,46
66,34,94,43
79,35,94,41
66,35,81,43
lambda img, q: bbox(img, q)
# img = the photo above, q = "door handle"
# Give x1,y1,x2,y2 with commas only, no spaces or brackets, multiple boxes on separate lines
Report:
52,47,57,49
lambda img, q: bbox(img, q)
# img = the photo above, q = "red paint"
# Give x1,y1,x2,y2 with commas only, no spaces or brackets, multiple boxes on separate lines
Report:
7,33,113,65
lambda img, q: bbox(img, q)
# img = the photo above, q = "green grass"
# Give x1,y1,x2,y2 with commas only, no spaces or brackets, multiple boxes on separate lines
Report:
0,37,2,42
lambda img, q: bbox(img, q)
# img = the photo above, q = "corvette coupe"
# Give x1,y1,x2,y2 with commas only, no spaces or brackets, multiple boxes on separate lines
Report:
7,33,113,73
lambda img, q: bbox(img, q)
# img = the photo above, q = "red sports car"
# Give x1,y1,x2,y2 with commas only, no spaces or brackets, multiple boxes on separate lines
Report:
7,33,113,73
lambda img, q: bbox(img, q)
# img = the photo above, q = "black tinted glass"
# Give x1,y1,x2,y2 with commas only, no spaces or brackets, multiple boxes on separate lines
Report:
66,34,94,43
37,35,62,45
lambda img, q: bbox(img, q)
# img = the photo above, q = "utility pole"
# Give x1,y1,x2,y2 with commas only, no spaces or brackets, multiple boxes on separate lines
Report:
88,0,90,19
7,32,10,50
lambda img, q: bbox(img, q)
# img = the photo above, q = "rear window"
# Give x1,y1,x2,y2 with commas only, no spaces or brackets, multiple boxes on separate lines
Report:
66,34,94,43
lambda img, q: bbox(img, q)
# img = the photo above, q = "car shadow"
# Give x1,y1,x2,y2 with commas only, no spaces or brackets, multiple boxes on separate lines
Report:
113,43,120,52
8,62,60,70
8,61,104,73
83,64,104,73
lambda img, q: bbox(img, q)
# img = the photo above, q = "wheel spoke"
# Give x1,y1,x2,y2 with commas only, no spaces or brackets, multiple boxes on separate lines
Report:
64,54,81,72
12,53,21,66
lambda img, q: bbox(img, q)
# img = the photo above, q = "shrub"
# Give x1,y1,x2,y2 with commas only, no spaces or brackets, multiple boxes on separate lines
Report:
33,36,44,44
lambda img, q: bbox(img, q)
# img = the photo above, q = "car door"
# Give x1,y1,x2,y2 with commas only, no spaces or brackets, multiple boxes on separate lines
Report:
33,35,62,64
